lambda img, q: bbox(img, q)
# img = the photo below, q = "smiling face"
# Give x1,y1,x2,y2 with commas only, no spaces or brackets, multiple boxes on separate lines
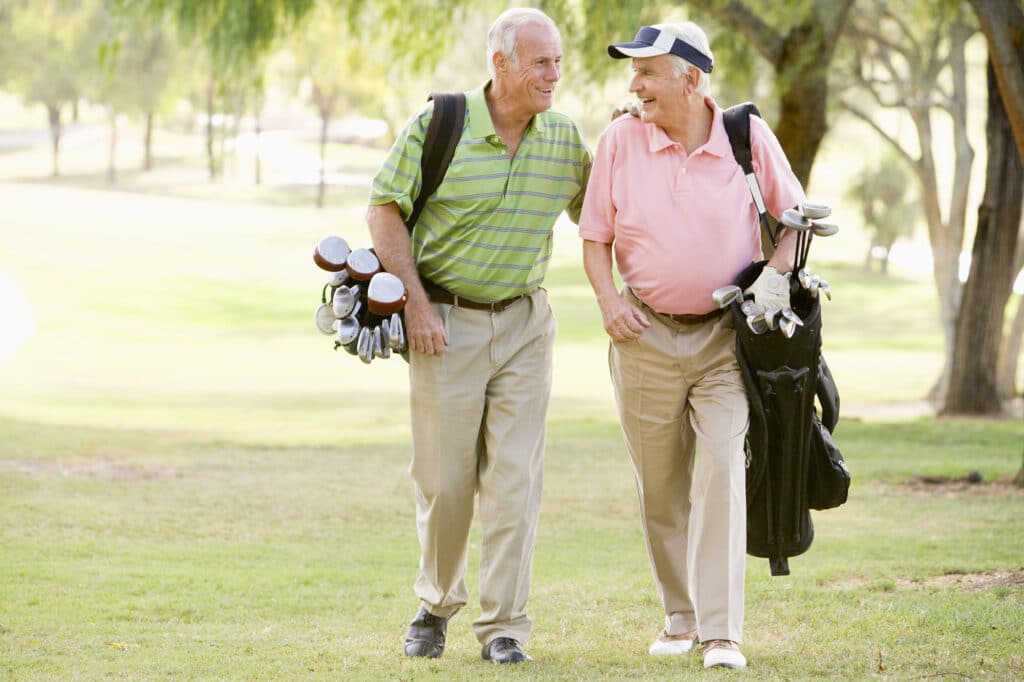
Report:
628,54,694,127
495,21,562,116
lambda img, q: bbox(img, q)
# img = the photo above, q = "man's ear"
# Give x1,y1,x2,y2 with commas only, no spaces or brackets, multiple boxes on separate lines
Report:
492,50,507,75
684,67,700,94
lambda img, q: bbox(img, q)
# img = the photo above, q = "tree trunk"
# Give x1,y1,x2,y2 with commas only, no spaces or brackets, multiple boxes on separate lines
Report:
970,0,1024,164
941,60,1024,415
143,111,154,172
999,295,1024,399
107,109,118,184
254,108,262,186
206,75,217,180
317,110,329,209
46,103,62,178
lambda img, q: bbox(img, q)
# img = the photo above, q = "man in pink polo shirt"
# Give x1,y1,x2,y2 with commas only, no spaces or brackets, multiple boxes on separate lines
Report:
579,20,805,670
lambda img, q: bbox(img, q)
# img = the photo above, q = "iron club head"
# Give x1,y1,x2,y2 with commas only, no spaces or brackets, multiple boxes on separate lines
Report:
801,202,831,220
712,285,743,309
781,208,813,231
811,221,839,237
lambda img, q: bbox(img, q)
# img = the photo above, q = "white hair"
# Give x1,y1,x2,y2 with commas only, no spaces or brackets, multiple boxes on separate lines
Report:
651,21,713,96
487,8,559,78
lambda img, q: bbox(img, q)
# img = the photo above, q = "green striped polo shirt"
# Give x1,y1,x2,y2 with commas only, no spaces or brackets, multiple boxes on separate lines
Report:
369,83,591,302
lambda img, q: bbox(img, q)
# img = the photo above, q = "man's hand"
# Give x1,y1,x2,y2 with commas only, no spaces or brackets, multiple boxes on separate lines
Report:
744,265,791,312
403,294,448,356
601,293,650,343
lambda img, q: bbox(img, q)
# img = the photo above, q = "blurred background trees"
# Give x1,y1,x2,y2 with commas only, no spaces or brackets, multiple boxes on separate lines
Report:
0,0,1020,416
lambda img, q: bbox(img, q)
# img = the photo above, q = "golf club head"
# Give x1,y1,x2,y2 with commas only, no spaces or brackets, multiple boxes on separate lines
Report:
378,320,392,359
332,284,361,319
764,306,781,331
808,274,821,298
781,208,813,231
797,269,814,289
372,325,388,359
780,316,797,338
811,221,839,237
781,307,805,327
357,326,374,364
336,315,360,346
801,202,831,220
819,280,832,301
315,304,337,335
712,285,743,309
389,312,406,351
747,313,770,335
740,300,765,317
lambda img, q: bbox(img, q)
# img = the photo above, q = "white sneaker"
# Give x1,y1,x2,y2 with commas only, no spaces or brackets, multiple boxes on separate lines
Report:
702,640,747,669
648,629,698,655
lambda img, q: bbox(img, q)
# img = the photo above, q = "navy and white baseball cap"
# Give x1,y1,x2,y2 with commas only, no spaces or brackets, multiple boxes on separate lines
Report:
608,26,713,73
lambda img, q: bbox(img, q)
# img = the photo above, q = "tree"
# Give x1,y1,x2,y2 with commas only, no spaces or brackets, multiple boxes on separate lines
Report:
847,153,919,274
969,0,1024,165
941,43,1024,415
547,0,854,187
288,3,385,208
7,0,98,177
837,0,975,403
968,0,1024,412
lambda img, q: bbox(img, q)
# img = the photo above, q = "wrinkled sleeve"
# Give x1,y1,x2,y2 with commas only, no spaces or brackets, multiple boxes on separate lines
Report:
577,125,617,244
749,115,806,218
565,122,593,225
368,103,433,220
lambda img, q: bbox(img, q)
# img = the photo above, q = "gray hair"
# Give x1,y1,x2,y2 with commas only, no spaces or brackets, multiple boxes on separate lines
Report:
487,8,559,78
651,21,713,96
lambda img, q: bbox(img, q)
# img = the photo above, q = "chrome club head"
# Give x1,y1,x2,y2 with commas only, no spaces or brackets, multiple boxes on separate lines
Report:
781,307,805,326
357,326,374,364
798,269,814,289
764,306,782,331
332,284,360,318
389,312,406,351
315,304,337,335
819,279,832,301
780,316,798,338
801,202,831,220
781,208,813,231
747,313,770,335
336,315,360,345
808,274,821,298
811,221,839,237
741,300,764,317
712,285,743,309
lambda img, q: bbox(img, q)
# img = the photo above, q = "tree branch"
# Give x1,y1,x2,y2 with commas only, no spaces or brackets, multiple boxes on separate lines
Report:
712,0,784,64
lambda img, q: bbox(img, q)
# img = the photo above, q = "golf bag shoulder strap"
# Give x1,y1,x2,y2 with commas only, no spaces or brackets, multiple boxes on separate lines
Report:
407,92,467,232
723,102,778,248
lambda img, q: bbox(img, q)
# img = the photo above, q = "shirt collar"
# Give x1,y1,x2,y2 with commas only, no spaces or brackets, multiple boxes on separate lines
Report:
467,81,546,140
645,96,731,157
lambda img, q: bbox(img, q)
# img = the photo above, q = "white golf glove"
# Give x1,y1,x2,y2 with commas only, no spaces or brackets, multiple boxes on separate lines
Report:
744,265,791,311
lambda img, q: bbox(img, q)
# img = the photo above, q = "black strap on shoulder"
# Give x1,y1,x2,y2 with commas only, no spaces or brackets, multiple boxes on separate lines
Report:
406,92,466,232
724,102,778,249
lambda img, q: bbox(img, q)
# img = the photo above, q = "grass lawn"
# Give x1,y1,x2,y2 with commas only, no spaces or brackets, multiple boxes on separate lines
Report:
1,180,1022,680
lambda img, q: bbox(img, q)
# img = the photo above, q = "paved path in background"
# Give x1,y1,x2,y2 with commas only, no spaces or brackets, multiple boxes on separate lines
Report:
0,123,101,151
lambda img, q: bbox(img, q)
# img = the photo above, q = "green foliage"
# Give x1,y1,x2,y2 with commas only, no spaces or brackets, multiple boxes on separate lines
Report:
848,153,919,253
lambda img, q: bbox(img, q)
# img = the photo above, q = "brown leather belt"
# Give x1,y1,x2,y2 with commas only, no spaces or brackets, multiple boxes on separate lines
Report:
421,279,526,313
661,308,726,324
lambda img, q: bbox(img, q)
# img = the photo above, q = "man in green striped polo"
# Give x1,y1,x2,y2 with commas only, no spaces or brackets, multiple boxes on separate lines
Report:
366,7,590,666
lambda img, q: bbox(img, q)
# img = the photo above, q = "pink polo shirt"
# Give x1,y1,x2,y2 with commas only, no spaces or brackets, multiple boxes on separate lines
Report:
579,97,805,315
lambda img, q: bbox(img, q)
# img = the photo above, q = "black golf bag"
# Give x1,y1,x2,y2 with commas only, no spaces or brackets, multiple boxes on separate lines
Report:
732,261,849,577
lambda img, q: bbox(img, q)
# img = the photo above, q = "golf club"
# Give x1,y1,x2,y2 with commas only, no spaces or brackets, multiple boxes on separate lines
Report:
357,326,374,364
810,221,839,237
315,304,337,335
712,285,743,309
801,202,831,220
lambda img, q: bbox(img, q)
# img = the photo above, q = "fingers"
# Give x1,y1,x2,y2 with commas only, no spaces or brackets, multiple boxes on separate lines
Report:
604,301,650,342
405,302,447,356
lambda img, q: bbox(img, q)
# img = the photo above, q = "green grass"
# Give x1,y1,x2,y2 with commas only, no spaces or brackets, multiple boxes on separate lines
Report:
1,180,1023,680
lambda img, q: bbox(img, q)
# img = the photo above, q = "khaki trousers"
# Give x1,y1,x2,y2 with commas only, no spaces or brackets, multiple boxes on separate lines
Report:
408,288,555,645
610,288,749,643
